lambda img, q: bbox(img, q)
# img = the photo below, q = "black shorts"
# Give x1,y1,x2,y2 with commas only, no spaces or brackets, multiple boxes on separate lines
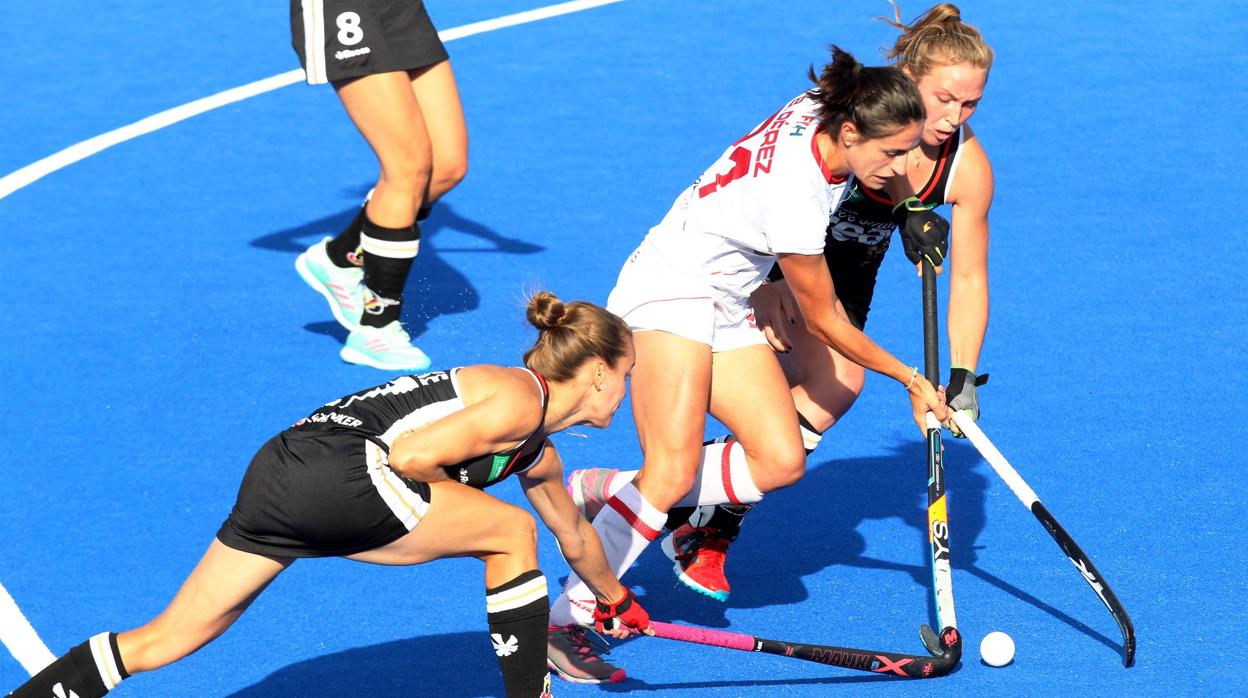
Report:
766,236,890,330
823,236,890,330
291,0,449,85
217,429,432,558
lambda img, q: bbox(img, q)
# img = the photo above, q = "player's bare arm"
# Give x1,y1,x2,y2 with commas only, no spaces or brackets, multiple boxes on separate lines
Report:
945,123,993,372
388,367,542,481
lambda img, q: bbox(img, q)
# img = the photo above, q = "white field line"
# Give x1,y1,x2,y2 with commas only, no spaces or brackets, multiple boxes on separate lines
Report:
0,0,625,202
0,582,56,675
0,0,624,678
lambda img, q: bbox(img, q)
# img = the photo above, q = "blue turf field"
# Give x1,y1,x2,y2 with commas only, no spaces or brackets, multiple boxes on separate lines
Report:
2,1,1246,695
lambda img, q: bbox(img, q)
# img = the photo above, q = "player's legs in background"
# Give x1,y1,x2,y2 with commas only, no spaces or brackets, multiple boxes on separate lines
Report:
329,71,434,370
408,60,468,219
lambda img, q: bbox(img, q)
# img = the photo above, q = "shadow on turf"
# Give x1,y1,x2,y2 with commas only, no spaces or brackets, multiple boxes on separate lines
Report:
621,442,986,627
623,440,1119,655
225,632,505,698
221,632,937,698
601,673,932,692
252,193,544,340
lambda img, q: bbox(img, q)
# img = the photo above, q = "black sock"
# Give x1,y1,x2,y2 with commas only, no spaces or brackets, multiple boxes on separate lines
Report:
325,203,368,269
665,505,695,532
485,570,549,698
359,216,420,328
705,504,752,541
666,503,753,540
9,633,129,698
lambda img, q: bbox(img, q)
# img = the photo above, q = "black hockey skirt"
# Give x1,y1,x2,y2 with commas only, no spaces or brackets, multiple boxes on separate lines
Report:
291,0,449,85
823,236,890,330
217,428,431,558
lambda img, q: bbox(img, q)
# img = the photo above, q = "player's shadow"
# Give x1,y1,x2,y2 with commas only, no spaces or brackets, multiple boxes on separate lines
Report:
602,673,921,692
225,632,506,698
626,439,1118,654
251,189,544,340
222,629,912,697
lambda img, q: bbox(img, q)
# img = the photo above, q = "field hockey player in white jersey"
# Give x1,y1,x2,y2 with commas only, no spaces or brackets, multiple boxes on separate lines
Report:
545,46,950,683
643,1,996,603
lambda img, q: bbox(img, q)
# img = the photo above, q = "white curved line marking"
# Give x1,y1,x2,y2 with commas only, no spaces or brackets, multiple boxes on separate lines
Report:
0,0,624,202
1,582,56,675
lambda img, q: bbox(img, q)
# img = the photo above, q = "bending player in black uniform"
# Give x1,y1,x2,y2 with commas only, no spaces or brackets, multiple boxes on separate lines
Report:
7,292,650,698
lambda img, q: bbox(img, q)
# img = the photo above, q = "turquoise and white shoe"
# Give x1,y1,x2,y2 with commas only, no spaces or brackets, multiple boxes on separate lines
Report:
295,236,364,331
341,321,432,372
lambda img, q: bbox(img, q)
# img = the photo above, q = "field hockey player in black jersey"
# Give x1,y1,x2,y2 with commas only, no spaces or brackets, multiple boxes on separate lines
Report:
7,292,650,698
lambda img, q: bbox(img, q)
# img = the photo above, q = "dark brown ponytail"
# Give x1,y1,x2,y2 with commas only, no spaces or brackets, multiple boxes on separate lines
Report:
806,45,924,138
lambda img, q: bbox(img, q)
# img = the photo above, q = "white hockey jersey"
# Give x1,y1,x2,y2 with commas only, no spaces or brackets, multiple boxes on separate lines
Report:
644,92,851,302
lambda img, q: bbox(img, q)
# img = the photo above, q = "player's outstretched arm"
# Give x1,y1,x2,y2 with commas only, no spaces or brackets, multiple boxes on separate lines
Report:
945,125,993,434
519,447,652,638
388,370,541,481
777,252,948,431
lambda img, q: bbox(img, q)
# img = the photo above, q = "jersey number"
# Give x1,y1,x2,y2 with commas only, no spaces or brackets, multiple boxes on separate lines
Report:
697,146,752,198
337,12,364,46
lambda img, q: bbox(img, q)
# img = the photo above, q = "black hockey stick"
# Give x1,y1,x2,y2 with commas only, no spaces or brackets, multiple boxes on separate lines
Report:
648,262,963,679
649,620,961,678
949,411,1137,667
919,259,962,666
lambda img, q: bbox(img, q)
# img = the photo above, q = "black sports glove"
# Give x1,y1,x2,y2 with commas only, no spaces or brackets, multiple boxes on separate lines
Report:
893,196,949,267
946,367,989,437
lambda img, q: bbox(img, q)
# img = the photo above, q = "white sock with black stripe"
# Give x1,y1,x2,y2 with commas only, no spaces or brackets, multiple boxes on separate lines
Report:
485,570,549,698
551,483,666,627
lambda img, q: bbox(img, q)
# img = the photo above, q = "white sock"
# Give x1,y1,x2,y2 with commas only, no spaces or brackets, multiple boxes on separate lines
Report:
550,483,666,626
597,440,765,509
674,438,763,507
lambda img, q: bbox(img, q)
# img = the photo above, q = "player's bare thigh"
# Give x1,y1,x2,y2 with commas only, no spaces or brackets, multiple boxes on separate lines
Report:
773,278,866,431
335,71,432,225
409,60,468,201
627,329,713,510
116,540,292,673
346,479,537,587
708,343,806,492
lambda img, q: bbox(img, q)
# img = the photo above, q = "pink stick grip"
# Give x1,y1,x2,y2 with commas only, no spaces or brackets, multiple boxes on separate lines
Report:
649,621,756,652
